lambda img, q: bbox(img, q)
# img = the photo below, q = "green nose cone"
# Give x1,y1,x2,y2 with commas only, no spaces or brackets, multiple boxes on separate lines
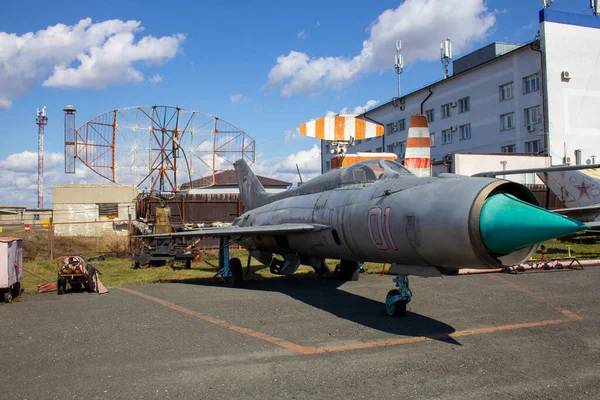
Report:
480,193,589,255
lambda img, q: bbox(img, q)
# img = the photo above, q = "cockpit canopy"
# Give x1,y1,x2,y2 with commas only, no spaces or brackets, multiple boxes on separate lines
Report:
340,160,412,184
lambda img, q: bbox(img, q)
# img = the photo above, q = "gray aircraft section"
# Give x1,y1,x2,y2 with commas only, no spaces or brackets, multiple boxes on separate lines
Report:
142,158,588,316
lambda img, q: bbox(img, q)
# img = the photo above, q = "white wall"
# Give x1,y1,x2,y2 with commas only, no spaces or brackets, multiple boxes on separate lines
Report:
323,44,545,172
453,154,550,184
541,10,600,166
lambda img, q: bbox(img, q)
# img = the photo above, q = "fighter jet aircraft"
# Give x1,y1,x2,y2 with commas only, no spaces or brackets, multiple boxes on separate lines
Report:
141,116,588,317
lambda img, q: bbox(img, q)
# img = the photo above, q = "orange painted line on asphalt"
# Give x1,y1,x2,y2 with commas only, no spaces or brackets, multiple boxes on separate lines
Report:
118,285,584,356
118,287,320,355
487,274,584,319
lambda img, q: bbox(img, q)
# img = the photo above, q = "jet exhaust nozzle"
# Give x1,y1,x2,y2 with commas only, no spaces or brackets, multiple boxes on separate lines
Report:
479,193,589,255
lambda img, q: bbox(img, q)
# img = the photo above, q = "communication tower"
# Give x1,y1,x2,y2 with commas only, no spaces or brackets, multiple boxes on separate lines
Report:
64,105,255,193
440,37,452,79
36,106,48,209
542,0,554,8
394,40,404,98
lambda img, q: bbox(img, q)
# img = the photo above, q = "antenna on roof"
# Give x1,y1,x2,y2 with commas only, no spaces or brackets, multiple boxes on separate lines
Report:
440,37,452,79
394,40,404,98
542,0,554,8
296,164,303,186
592,0,600,15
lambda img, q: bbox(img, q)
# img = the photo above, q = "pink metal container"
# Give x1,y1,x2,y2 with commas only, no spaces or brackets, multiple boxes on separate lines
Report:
0,238,23,303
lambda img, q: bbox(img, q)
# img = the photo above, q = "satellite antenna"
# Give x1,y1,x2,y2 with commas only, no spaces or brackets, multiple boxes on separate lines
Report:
440,37,452,79
394,40,404,98
592,0,600,16
542,0,554,8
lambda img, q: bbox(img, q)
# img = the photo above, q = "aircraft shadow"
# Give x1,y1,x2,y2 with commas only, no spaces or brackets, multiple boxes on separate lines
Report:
167,273,459,345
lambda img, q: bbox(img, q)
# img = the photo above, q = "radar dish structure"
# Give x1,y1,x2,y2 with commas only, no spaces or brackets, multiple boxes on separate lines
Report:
65,106,256,192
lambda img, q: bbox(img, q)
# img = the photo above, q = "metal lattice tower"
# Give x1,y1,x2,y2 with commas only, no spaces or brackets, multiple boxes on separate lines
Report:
64,105,256,193
36,106,48,209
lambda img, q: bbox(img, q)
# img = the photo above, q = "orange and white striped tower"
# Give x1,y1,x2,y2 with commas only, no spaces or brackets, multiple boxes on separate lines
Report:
404,115,431,177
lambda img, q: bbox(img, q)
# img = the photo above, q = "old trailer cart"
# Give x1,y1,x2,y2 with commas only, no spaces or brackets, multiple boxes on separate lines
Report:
0,238,23,303
131,236,195,269
57,256,100,294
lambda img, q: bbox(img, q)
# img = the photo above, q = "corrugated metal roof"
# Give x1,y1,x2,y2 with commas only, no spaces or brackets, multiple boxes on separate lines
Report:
180,170,292,190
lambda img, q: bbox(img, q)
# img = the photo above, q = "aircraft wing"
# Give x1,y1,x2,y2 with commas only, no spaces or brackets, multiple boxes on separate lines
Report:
135,223,325,239
473,164,600,178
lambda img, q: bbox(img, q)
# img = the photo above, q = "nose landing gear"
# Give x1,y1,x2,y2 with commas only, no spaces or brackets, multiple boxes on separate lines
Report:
385,274,411,317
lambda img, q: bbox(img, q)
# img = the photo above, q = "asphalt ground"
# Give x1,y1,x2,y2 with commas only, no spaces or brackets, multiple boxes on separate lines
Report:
1,267,599,399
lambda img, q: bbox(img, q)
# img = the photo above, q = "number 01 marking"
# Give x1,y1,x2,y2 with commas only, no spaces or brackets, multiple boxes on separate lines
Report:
367,207,398,250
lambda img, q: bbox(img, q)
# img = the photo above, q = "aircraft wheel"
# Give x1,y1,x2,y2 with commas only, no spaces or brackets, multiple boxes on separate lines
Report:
3,290,12,303
225,258,244,288
386,289,407,317
12,282,21,299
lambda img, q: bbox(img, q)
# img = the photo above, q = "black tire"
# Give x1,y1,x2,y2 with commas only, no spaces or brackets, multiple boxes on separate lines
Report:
3,290,12,303
386,289,407,317
338,260,360,281
132,260,141,269
224,258,244,288
12,282,21,299
185,259,192,269
87,267,97,293
57,277,66,295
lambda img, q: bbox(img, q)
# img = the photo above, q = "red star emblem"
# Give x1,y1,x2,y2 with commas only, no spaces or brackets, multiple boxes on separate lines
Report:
574,179,593,200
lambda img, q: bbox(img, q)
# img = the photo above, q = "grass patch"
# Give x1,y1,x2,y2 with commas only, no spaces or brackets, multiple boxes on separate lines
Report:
15,238,600,292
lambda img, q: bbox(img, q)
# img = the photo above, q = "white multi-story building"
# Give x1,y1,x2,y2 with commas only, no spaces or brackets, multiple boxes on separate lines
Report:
321,8,600,174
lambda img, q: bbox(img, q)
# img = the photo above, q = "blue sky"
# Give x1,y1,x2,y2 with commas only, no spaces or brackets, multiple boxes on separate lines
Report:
0,0,596,207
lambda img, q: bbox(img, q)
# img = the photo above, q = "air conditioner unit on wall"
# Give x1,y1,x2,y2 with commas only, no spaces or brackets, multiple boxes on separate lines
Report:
392,122,398,132
561,71,571,81
450,101,457,107
450,125,457,132
399,105,405,111
527,124,535,132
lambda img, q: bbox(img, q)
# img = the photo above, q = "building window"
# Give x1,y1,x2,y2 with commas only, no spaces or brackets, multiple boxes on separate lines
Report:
386,123,394,135
355,139,362,145
499,82,514,101
459,124,471,140
365,138,371,142
430,133,435,147
365,149,372,152
376,147,383,153
425,109,435,122
442,129,453,144
399,141,406,157
441,103,451,119
524,106,541,125
386,144,395,153
501,144,516,153
525,140,542,153
98,203,118,218
523,73,540,94
325,144,330,153
500,113,515,131
458,97,470,113
325,161,330,171
398,118,406,131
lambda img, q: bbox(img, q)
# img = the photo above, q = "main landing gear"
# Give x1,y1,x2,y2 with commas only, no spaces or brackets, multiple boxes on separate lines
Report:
214,236,244,288
386,274,412,317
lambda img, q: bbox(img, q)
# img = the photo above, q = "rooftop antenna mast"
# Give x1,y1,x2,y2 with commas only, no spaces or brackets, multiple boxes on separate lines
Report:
36,106,48,209
542,0,554,8
394,40,404,98
440,37,452,79
591,0,600,16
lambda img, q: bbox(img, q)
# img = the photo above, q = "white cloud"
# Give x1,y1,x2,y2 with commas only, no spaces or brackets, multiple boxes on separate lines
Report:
0,18,185,108
230,93,245,103
253,145,322,185
149,74,164,84
0,150,106,207
265,0,495,96
297,30,308,39
326,99,380,117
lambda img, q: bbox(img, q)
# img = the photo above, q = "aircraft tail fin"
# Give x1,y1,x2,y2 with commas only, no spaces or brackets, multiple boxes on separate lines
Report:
539,168,600,208
234,159,270,212
404,115,431,177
